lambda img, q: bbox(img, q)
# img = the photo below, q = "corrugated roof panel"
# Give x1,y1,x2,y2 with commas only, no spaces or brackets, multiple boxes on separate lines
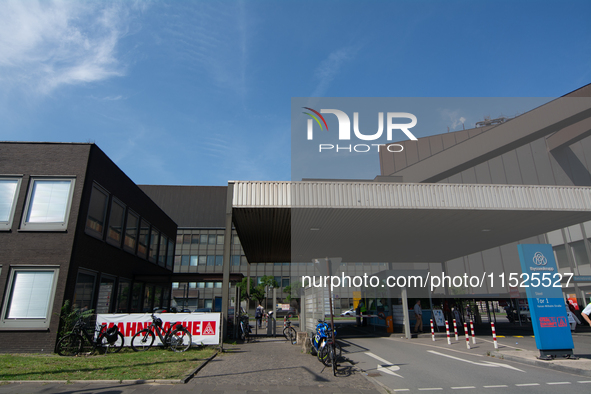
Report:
231,181,591,212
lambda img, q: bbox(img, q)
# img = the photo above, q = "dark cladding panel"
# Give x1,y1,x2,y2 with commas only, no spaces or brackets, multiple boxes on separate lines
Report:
429,135,444,155
515,145,539,185
531,138,557,185
549,148,575,186
417,138,431,161
474,162,492,184
460,168,477,184
405,141,419,166
488,156,508,184
501,150,523,185
567,142,591,186
393,142,408,172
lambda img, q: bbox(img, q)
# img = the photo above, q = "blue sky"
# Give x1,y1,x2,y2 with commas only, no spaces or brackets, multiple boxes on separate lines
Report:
1,0,589,186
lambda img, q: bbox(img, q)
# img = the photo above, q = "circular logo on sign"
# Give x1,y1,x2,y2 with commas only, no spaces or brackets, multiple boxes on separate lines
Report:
533,252,547,266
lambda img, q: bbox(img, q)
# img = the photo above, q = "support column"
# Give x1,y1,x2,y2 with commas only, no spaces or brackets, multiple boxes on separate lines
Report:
247,263,251,314
402,286,410,339
221,182,234,351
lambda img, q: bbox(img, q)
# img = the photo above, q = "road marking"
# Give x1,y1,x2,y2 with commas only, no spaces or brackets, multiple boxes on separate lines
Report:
516,383,539,386
364,352,403,378
484,385,508,388
386,337,483,356
578,380,591,383
393,390,410,392
418,389,443,391
427,350,525,372
514,336,524,338
547,382,571,385
478,338,523,350
451,386,475,389
497,335,505,338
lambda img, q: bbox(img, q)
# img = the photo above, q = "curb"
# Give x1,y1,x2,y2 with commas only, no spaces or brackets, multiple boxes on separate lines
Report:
182,351,219,383
488,352,591,378
1,379,182,385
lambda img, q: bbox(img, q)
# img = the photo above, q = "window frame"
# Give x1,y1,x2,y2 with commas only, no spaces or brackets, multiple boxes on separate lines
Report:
20,177,76,232
85,183,109,239
123,209,140,254
0,266,60,330
0,176,22,231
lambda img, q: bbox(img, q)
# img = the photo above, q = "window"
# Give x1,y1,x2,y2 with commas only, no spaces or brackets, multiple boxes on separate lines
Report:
158,235,168,266
176,234,182,244
206,282,214,288
282,278,290,288
554,245,570,269
1,267,59,329
190,256,198,266
216,235,224,244
149,228,159,263
181,256,190,266
232,235,240,245
0,177,22,231
199,256,207,265
231,255,240,266
21,178,75,231
200,234,208,244
137,220,150,259
191,234,200,245
123,210,139,253
240,256,248,265
183,234,191,245
115,279,131,313
204,299,213,309
215,255,223,266
189,282,197,289
214,282,222,288
167,239,174,269
86,185,109,238
107,199,125,247
197,282,205,288
96,276,115,314
571,241,590,266
208,234,216,245
206,256,215,266
73,271,96,311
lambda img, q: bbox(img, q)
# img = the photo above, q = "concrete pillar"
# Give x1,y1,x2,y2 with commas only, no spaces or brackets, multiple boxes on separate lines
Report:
402,286,410,339
221,182,234,351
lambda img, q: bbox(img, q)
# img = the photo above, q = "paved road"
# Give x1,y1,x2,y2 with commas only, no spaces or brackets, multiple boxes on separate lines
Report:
342,335,591,393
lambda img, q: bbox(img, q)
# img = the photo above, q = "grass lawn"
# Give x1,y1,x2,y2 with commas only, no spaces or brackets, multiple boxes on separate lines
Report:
0,346,216,381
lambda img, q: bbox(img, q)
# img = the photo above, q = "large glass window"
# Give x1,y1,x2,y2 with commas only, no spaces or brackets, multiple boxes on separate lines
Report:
167,239,174,269
115,279,130,313
158,235,168,266
181,256,190,266
208,234,216,245
130,282,143,313
217,235,224,245
2,267,59,329
123,211,139,253
207,256,215,266
199,256,207,265
149,228,159,263
191,234,200,245
96,276,115,314
0,177,21,231
282,278,290,288
137,220,150,259
86,184,108,238
190,256,198,266
215,255,223,266
73,271,96,311
106,199,125,247
231,255,240,266
200,234,208,244
21,178,75,231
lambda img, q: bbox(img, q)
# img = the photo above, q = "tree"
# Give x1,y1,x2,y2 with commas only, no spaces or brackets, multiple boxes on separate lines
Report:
283,281,302,303
238,277,265,304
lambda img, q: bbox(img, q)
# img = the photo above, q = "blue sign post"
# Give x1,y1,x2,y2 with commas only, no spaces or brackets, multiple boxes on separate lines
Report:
517,244,574,359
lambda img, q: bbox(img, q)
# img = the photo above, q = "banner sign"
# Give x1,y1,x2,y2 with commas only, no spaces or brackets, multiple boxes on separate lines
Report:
517,244,573,352
432,309,445,327
96,313,221,346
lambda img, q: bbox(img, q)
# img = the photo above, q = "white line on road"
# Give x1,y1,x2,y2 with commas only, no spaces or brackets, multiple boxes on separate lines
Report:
515,383,539,386
483,385,508,388
418,389,443,391
426,350,525,372
578,380,591,383
364,352,404,378
547,382,571,385
451,386,476,389
393,390,410,392
387,337,484,356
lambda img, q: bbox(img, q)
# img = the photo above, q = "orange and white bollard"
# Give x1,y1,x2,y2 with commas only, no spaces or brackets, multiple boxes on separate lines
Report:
445,320,451,345
464,322,470,349
470,320,475,344
491,322,498,349
430,319,435,341
453,319,458,341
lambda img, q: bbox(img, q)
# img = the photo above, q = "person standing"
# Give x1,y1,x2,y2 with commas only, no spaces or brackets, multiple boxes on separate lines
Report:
255,303,264,328
581,301,591,326
414,300,423,333
566,304,581,331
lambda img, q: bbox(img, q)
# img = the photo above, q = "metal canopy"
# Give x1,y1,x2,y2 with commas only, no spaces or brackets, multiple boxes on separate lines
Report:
231,181,591,263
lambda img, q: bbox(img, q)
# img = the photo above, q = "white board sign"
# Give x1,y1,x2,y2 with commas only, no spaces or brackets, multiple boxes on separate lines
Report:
432,309,445,327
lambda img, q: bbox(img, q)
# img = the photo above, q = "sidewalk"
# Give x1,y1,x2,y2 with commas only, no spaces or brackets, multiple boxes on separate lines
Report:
0,337,385,394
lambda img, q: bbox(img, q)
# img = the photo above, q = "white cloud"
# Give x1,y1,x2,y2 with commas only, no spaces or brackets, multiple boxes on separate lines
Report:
0,0,135,94
440,109,468,131
312,46,359,97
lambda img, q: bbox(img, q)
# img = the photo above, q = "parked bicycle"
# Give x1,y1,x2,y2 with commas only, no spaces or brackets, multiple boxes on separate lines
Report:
283,317,297,344
56,315,123,356
131,313,192,352
316,321,341,372
238,314,252,342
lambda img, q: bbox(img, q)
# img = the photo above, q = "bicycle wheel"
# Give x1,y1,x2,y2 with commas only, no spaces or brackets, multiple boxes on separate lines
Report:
283,327,297,344
56,333,83,356
317,338,328,364
131,329,155,352
169,328,192,352
318,341,341,366
98,332,124,354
